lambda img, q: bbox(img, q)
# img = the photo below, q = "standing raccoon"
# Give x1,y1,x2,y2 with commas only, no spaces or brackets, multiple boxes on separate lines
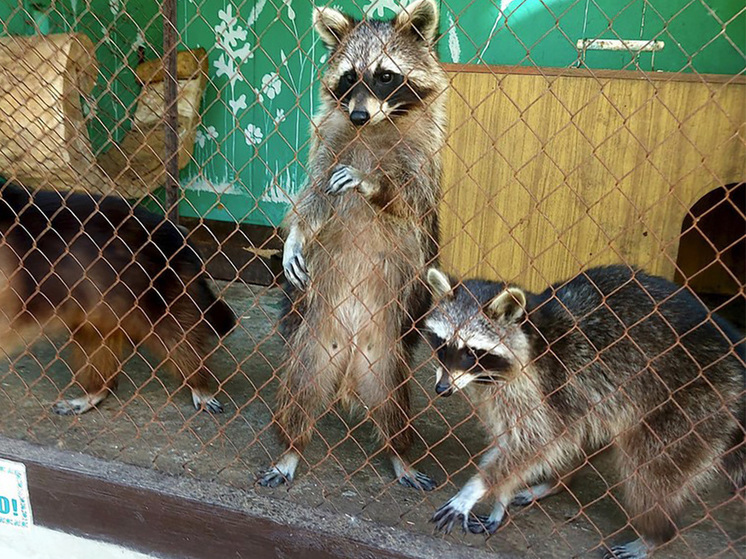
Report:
425,265,744,558
258,0,448,490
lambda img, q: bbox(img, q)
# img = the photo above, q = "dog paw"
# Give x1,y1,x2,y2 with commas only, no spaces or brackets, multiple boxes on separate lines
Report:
52,400,85,416
257,466,292,488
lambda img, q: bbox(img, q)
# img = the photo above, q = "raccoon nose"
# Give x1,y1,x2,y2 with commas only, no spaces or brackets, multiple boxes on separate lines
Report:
349,109,370,126
435,380,452,397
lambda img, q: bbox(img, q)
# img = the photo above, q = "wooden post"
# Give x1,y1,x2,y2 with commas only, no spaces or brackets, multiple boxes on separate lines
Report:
162,0,179,222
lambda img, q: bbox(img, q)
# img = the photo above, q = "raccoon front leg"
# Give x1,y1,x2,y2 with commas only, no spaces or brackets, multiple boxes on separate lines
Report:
325,165,378,198
510,478,566,506
431,446,499,533
432,475,491,534
510,468,576,506
433,440,573,535
282,224,309,290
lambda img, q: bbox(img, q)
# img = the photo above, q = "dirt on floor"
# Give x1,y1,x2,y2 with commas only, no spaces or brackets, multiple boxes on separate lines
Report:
0,282,744,558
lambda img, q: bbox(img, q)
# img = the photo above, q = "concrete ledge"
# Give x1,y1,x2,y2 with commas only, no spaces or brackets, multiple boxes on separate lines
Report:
0,436,501,559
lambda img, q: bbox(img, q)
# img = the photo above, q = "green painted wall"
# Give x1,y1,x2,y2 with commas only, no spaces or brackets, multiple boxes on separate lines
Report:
2,1,745,226
176,0,745,227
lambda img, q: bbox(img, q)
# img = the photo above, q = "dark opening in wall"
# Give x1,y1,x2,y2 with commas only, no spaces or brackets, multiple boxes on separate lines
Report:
675,183,745,328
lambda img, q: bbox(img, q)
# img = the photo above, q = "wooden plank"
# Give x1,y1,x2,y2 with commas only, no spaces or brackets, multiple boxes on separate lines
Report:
0,438,415,559
442,63,746,85
440,69,746,292
162,0,179,222
181,217,283,286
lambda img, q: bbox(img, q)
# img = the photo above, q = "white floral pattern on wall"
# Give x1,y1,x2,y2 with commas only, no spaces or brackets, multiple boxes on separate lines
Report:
214,4,254,88
244,124,263,146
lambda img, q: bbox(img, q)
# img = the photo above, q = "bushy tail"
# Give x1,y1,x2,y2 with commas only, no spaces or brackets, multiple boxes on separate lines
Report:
722,437,746,491
722,370,746,491
204,297,237,337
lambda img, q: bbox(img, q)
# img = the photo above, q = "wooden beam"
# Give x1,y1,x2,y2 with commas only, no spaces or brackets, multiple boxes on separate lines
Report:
0,437,422,559
443,63,746,85
180,217,283,286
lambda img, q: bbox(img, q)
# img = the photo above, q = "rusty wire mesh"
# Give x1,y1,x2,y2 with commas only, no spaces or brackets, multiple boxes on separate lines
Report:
0,0,744,557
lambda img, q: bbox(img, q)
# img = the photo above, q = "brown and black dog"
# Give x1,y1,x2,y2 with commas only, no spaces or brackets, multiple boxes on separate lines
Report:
0,181,235,415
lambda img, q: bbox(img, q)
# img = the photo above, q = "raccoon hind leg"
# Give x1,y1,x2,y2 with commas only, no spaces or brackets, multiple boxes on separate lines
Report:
612,414,720,557
352,344,437,492
258,331,343,487
53,324,124,415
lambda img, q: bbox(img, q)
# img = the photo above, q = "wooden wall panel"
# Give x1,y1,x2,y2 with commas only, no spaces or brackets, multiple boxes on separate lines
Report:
440,68,746,292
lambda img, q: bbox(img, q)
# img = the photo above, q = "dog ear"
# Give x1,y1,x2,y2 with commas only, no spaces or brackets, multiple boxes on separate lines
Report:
486,287,526,323
427,267,454,300
394,0,440,43
313,6,354,49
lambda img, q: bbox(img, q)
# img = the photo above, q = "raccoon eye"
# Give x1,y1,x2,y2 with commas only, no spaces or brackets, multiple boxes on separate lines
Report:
379,72,393,83
343,72,357,85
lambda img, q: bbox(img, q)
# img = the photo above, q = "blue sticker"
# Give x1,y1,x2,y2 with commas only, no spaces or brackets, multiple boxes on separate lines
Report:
0,459,32,529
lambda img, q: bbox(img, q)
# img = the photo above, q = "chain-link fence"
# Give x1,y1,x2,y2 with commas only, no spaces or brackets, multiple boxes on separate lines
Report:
0,0,744,557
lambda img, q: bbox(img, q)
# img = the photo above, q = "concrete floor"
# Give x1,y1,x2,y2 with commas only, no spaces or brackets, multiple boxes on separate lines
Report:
0,282,744,558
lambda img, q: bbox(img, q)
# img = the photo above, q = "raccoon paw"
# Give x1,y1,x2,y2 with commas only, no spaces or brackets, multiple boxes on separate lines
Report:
191,390,224,413
326,165,362,195
431,499,470,534
282,229,309,290
398,470,437,492
602,540,649,559
512,480,562,506
466,513,501,535
257,466,292,488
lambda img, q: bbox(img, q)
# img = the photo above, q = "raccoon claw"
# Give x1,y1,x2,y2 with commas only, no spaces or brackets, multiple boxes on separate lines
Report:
191,391,224,413
466,513,501,535
510,492,534,507
282,230,309,290
431,501,469,534
198,398,224,414
257,467,292,488
326,165,361,195
602,541,649,559
398,470,437,491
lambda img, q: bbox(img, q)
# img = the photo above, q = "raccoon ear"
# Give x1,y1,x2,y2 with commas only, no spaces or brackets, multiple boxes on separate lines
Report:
313,7,354,49
487,287,527,324
395,0,439,43
427,267,453,300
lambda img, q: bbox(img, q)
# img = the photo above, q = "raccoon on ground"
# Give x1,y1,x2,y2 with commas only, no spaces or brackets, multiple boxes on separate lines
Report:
258,0,448,490
0,181,236,415
425,265,745,559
